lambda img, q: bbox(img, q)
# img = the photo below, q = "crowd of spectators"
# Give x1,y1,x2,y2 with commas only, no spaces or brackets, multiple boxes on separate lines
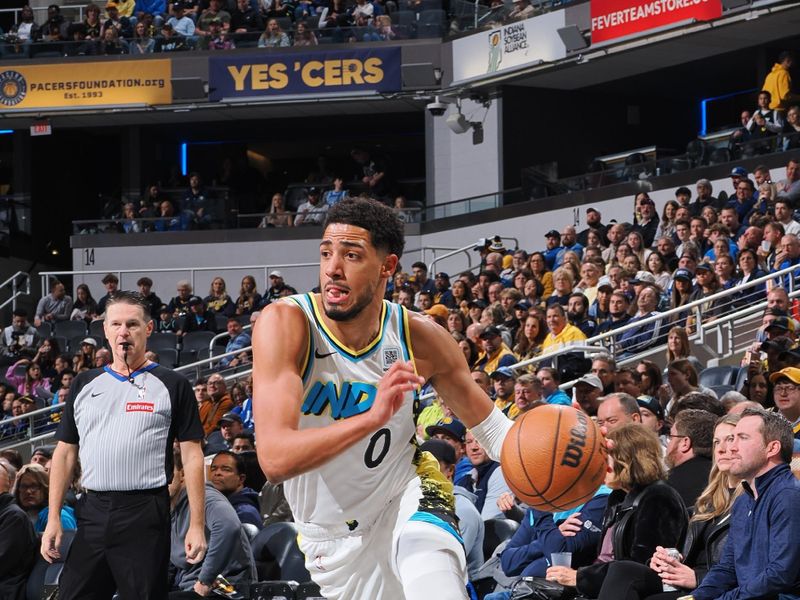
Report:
5,153,800,596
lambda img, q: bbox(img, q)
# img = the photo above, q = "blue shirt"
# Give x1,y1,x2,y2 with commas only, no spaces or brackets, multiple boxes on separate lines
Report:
544,389,571,406
693,463,800,600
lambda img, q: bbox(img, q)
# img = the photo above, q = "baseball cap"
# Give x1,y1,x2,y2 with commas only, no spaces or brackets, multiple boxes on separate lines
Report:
419,438,457,465
269,270,283,278
32,446,54,459
425,417,466,443
637,395,664,420
425,304,448,320
597,276,614,290
18,395,35,405
514,300,532,311
586,207,600,215
490,366,516,380
479,325,502,339
673,268,693,282
488,237,506,252
219,412,242,424
435,272,449,279
467,299,487,310
81,337,97,347
188,296,203,307
573,373,603,390
731,166,748,178
159,304,170,313
545,229,561,239
308,186,319,194
766,317,795,333
770,366,800,384
106,0,118,7
760,336,795,353
695,262,713,272
630,271,656,285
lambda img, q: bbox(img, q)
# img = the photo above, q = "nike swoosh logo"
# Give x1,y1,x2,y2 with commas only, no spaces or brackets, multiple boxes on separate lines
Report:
314,349,336,359
91,392,103,397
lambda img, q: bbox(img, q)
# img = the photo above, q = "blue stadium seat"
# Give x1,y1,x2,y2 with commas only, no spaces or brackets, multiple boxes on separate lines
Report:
698,366,737,388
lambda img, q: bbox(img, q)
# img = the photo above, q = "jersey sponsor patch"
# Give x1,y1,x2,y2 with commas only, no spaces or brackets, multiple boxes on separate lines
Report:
382,346,400,370
126,401,155,413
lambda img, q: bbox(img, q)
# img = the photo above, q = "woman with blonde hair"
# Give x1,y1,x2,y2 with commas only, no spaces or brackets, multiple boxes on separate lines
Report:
235,275,262,316
545,425,687,596
259,192,294,228
204,276,235,317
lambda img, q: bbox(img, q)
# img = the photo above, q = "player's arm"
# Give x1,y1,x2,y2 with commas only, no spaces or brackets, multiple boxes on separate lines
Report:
410,313,512,460
253,301,422,484
41,441,78,562
179,439,207,564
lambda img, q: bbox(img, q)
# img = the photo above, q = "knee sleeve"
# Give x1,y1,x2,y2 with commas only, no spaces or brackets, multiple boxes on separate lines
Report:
396,521,468,600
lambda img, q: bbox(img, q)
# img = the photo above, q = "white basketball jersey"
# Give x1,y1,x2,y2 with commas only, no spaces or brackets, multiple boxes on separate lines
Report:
282,293,425,528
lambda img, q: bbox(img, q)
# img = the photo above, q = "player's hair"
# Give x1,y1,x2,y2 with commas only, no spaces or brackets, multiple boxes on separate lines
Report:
214,450,246,476
741,407,794,464
105,291,151,321
324,198,405,259
607,424,665,489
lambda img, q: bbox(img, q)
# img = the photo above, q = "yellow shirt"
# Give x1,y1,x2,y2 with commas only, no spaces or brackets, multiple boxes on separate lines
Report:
115,0,136,17
541,324,587,353
475,344,517,374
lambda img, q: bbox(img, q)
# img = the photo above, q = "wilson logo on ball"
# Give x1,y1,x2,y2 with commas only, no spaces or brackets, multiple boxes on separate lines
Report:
561,410,588,468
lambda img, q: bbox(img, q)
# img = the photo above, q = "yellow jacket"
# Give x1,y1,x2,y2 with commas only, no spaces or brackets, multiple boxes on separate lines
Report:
763,63,797,110
541,324,587,353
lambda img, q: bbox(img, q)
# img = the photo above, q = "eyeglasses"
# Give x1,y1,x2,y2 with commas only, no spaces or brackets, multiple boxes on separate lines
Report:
774,384,799,395
667,433,687,440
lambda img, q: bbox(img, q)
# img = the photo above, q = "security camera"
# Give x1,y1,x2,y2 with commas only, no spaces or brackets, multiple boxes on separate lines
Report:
427,99,448,116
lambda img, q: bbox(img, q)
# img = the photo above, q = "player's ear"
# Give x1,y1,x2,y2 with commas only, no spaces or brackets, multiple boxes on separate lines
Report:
382,254,399,279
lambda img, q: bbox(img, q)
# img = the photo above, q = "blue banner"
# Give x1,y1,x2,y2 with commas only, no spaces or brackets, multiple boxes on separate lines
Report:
208,48,402,100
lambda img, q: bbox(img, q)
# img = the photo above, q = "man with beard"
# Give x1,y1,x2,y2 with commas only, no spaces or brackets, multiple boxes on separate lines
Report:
594,291,632,336
567,293,596,337
252,199,517,600
577,208,607,246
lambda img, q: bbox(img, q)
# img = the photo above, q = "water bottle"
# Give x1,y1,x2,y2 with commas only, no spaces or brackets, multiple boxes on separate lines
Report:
662,547,682,592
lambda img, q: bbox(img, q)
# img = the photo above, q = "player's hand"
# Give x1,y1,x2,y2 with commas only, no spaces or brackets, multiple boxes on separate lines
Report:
185,524,208,564
370,361,424,428
546,566,577,586
558,513,583,537
41,521,63,563
496,491,516,512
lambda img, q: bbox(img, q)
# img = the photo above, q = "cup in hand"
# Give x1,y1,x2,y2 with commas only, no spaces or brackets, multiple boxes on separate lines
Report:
551,552,572,567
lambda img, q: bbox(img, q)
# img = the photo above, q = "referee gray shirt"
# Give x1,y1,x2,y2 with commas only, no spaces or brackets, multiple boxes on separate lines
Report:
56,363,204,492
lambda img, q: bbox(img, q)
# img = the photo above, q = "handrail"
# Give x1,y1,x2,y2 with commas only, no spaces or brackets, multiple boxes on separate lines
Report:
0,271,30,312
0,401,64,452
175,345,253,373
207,324,252,354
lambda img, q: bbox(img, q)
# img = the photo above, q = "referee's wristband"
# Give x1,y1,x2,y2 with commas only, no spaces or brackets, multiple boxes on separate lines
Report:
470,405,514,462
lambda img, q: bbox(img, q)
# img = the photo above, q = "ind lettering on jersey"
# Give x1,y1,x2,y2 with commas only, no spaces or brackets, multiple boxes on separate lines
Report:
302,381,377,419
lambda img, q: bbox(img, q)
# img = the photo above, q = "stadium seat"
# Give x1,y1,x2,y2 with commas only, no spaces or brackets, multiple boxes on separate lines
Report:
482,518,519,558
53,336,69,354
147,332,178,351
708,148,732,165
275,16,293,33
183,331,216,354
178,349,198,367
395,10,417,26
252,522,312,583
89,320,106,337
698,366,737,388
27,529,76,600
685,139,708,167
734,366,748,391
621,152,648,181
157,348,179,368
54,320,88,339
709,384,735,398
36,323,52,339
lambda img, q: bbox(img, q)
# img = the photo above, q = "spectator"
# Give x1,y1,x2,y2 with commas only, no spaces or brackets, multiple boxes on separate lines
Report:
167,280,198,318
572,373,603,416
129,20,155,52
489,366,515,416
783,105,800,150
294,187,328,226
219,318,252,368
665,326,702,374
567,292,596,337
82,3,103,40
509,373,542,419
596,392,641,432
578,207,607,247
203,277,235,318
258,192,293,228
34,281,74,328
536,367,571,406
234,275,262,316
258,18,289,47
209,450,262,529
13,463,75,534
264,271,297,304
197,0,231,35
134,277,162,321
513,312,547,361
692,408,800,599
474,325,516,373
617,286,663,356
0,459,37,600
96,273,119,315
230,0,263,33
665,408,716,509
10,5,40,50
1,309,40,365
102,1,133,38
420,439,484,582
70,283,99,323
506,0,533,20
528,251,554,298
5,360,51,397
293,20,317,45
169,448,256,597
595,291,632,335
200,373,234,436
768,367,800,439
40,4,68,42
425,417,471,482
178,297,215,335
545,425,687,597
206,411,245,454
762,50,800,110
231,432,255,453
776,158,800,204
541,303,586,354
455,430,511,521
166,2,196,36
635,360,662,398
614,368,642,398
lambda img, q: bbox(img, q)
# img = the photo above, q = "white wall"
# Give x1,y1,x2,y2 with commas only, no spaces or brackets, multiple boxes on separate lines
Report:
427,98,503,205
70,165,788,299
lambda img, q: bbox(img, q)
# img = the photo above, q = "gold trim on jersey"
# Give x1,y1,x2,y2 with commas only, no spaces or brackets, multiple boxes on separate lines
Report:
309,293,388,359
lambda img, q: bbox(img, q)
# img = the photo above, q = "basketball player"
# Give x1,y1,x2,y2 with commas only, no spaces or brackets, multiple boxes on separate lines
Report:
252,199,514,600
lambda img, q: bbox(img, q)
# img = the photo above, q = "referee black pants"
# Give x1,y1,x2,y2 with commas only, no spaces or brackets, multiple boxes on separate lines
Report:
59,487,171,600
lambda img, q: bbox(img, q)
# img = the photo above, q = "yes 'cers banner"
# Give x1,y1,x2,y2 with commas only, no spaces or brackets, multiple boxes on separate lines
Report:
591,0,722,44
208,48,401,101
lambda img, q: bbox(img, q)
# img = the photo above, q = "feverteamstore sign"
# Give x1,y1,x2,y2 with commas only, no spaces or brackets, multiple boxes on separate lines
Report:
591,0,722,44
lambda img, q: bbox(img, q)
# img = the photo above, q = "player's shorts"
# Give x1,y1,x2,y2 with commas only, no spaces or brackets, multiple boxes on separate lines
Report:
296,476,468,600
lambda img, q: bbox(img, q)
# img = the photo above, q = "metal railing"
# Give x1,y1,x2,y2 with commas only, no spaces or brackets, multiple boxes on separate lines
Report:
0,272,31,312
0,401,64,454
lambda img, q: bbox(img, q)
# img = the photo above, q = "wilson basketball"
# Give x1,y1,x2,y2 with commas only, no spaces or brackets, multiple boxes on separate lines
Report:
500,404,607,512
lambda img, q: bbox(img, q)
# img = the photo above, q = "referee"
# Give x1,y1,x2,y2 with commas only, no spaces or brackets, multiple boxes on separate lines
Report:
42,291,208,599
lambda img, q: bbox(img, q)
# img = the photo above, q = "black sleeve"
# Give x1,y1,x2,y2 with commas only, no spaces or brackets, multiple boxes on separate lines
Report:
54,370,98,445
165,369,204,442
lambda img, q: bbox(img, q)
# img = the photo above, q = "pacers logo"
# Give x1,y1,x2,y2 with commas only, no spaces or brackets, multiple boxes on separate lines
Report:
0,71,27,107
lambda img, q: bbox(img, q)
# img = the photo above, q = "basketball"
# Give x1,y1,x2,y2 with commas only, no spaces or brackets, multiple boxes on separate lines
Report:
500,404,607,512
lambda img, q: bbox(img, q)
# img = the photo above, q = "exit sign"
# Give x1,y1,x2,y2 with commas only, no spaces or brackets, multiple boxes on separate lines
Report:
30,121,51,136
